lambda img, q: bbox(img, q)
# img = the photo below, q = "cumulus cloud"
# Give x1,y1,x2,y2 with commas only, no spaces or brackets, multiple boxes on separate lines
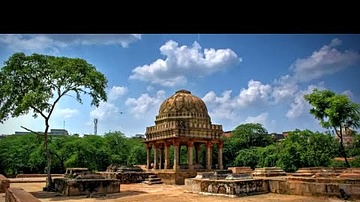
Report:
0,34,141,53
108,86,128,101
286,83,326,119
290,38,360,82
90,102,120,121
55,108,79,119
125,90,166,118
244,112,269,124
272,75,299,103
203,80,272,121
203,90,237,120
129,40,241,87
235,80,272,107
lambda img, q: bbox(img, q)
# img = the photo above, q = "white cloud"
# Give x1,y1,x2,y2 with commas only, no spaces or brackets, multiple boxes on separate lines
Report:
125,90,166,118
203,80,271,121
244,112,269,124
203,90,237,120
55,108,79,119
286,83,325,119
90,102,119,121
0,34,141,53
108,86,128,101
272,75,299,103
235,80,272,107
129,40,241,87
342,90,354,99
290,38,360,82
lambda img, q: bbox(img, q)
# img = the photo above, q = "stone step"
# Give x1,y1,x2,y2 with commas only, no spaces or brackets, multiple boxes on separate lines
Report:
148,175,158,178
143,180,163,185
146,178,162,182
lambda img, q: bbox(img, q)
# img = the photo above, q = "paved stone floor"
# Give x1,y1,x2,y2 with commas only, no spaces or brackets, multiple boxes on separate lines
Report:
2,180,359,202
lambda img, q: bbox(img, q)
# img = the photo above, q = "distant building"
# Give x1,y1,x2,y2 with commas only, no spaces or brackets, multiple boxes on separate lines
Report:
336,127,355,147
223,131,232,138
270,133,285,142
134,134,145,139
14,128,69,136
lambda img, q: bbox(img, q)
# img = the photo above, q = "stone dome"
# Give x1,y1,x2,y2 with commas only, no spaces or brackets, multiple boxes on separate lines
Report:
158,89,209,116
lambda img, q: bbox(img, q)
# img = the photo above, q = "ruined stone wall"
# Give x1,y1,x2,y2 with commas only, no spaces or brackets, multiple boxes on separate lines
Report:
5,188,41,202
15,174,63,178
98,172,152,184
0,174,10,193
54,178,120,196
185,178,266,197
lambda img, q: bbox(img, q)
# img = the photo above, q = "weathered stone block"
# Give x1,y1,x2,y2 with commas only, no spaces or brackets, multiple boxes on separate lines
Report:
0,174,10,193
5,187,41,202
54,178,120,196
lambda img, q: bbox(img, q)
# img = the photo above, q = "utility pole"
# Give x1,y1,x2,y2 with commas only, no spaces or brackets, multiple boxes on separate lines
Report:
94,118,98,135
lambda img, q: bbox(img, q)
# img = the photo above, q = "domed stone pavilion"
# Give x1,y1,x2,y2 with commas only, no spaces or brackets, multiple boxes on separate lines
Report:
144,89,224,184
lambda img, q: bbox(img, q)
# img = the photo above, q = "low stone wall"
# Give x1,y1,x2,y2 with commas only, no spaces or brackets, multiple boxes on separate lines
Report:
15,174,63,178
268,177,360,199
53,178,120,196
228,167,253,175
98,172,152,184
185,178,266,197
5,187,41,202
0,174,10,193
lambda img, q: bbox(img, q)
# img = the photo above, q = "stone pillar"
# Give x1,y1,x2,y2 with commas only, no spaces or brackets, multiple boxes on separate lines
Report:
187,141,194,170
146,143,152,169
173,140,180,171
159,146,164,169
218,141,224,170
206,141,212,170
153,144,158,170
195,143,200,164
164,142,171,169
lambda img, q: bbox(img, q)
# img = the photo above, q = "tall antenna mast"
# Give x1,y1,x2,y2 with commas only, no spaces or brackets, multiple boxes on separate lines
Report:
94,118,98,135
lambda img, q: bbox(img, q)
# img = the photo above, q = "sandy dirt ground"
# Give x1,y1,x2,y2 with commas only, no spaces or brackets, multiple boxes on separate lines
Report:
1,181,358,202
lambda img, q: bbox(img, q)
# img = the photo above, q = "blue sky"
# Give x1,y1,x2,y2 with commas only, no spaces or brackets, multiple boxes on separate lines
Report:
0,34,359,136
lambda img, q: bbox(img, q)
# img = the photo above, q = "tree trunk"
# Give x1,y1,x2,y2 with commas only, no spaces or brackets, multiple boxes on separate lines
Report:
44,119,53,190
338,126,350,168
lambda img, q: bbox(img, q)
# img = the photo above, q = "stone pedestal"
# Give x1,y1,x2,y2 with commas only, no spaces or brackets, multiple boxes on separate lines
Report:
252,167,286,177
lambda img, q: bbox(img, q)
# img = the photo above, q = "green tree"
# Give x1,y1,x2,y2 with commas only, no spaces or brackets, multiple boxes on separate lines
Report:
304,89,360,167
0,53,108,189
234,148,259,169
223,123,273,166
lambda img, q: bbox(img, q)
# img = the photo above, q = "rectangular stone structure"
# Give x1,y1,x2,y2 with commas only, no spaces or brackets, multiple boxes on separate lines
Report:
5,187,41,202
54,178,120,196
0,174,10,193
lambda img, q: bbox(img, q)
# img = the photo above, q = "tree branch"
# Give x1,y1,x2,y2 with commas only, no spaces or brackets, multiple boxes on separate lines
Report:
21,126,44,137
29,105,47,120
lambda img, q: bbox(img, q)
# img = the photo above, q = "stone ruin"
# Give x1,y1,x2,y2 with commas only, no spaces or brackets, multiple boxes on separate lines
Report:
98,164,155,184
185,166,360,200
186,169,265,197
53,168,120,197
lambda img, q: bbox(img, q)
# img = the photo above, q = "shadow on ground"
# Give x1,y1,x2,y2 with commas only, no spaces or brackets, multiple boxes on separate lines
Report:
30,190,147,201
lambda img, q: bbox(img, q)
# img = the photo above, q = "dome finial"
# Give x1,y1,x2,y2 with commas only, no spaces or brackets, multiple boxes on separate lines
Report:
176,89,191,94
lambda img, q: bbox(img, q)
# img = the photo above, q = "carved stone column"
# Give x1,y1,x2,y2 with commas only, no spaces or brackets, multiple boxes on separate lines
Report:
146,143,152,169
195,143,200,164
206,141,212,170
153,144,158,170
164,142,171,169
159,146,164,169
187,141,194,170
218,141,224,170
173,139,180,171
